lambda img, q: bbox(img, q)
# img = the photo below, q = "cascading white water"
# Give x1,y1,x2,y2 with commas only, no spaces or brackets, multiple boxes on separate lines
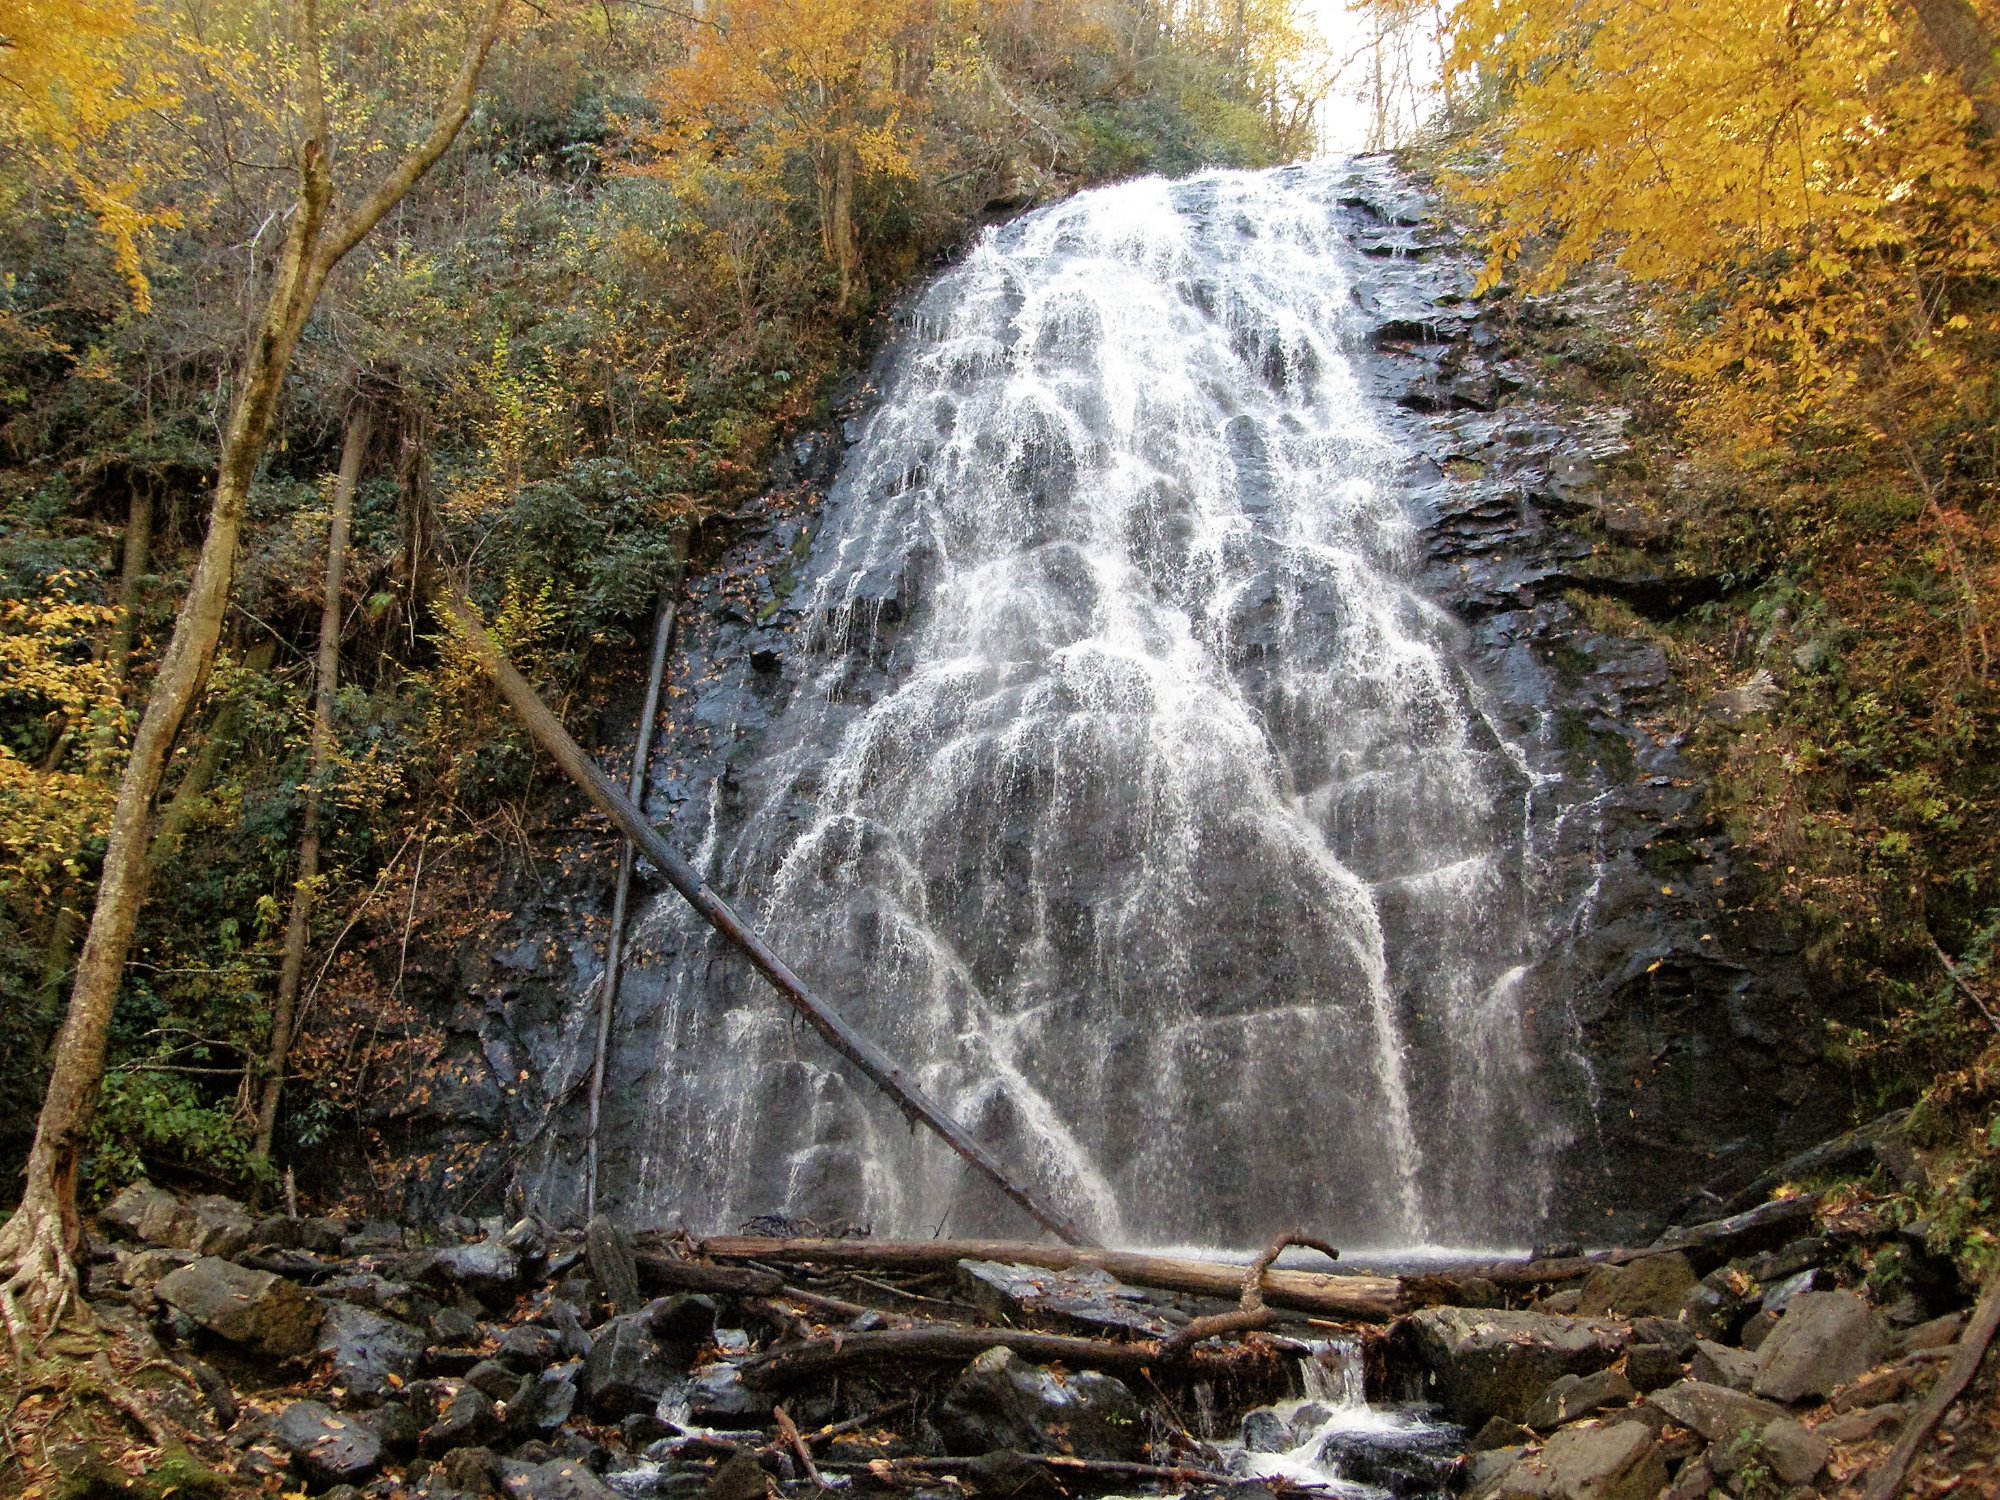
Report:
629,160,1557,1248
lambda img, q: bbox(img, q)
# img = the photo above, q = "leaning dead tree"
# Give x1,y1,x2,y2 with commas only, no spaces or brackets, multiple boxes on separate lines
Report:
436,593,1090,1246
0,0,514,1343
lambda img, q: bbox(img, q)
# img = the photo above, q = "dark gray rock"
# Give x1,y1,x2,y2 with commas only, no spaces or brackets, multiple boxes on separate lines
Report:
1480,1422,1666,1500
156,1257,321,1359
1625,1344,1683,1392
676,1363,772,1424
422,1382,502,1455
1524,1368,1634,1430
1679,1266,1762,1342
1753,1290,1884,1402
272,1399,383,1486
586,1216,643,1317
504,1457,622,1500
1241,1408,1290,1452
1575,1255,1694,1318
431,1306,483,1346
702,1451,769,1500
467,1358,522,1400
510,1364,582,1439
317,1301,423,1403
1315,1424,1461,1497
364,1400,420,1459
1754,1416,1829,1485
500,1323,564,1371
1397,1307,1629,1424
1644,1380,1784,1445
582,1313,684,1416
1689,1339,1758,1392
432,1239,523,1304
936,1346,1144,1460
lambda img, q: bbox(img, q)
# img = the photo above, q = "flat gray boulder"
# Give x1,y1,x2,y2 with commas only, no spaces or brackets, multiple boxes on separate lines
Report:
1399,1307,1629,1424
1753,1290,1884,1402
1644,1380,1784,1445
272,1399,383,1486
318,1301,423,1403
1476,1422,1666,1500
157,1256,320,1359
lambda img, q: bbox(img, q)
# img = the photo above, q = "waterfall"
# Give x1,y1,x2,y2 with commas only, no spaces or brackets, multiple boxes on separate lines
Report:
626,160,1558,1249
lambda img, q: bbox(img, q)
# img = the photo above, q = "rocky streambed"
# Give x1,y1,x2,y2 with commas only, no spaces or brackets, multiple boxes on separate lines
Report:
27,1111,1997,1500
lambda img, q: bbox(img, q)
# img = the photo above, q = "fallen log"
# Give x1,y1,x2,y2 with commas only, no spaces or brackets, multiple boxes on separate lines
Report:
697,1236,1400,1322
1160,1230,1339,1357
740,1324,1274,1387
438,592,1087,1246
824,1454,1310,1491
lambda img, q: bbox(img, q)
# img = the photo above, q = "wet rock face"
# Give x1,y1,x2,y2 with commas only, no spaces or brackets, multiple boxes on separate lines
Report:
491,163,1850,1245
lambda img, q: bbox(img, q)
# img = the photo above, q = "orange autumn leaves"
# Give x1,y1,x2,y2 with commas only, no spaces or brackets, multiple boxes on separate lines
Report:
636,0,931,308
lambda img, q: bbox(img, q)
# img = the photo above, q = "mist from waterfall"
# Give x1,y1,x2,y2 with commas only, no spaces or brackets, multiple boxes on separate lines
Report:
625,160,1567,1249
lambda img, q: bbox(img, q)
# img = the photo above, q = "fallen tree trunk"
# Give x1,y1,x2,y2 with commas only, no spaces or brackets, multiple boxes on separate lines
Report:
588,529,688,1220
823,1455,1274,1490
437,592,1088,1247
694,1235,1401,1322
739,1322,1273,1387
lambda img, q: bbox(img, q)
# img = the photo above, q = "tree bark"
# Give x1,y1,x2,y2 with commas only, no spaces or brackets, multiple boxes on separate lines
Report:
690,1235,1401,1320
0,0,512,1341
586,527,689,1219
1904,0,2000,136
435,592,1090,1247
740,1323,1268,1387
107,476,152,690
254,404,371,1160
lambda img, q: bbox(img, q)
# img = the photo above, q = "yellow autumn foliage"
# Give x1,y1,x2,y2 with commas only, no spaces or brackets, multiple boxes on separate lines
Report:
1432,0,2000,447
0,0,180,308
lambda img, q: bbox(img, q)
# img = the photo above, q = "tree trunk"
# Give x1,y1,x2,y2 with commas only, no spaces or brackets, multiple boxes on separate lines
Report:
586,527,689,1220
435,592,1090,1247
691,1235,1401,1320
254,405,370,1161
1904,0,2000,136
107,477,152,690
0,0,512,1341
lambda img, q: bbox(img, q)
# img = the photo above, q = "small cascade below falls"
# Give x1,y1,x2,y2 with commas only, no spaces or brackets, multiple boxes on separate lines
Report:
1231,1343,1462,1499
622,160,1580,1248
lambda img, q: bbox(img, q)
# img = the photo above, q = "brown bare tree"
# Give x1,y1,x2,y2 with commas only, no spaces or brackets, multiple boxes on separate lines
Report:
0,0,512,1346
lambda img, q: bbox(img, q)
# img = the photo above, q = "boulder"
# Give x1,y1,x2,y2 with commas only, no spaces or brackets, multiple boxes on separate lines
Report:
679,1363,773,1424
157,1257,320,1359
1575,1255,1694,1319
421,1382,501,1455
1524,1369,1634,1430
432,1239,522,1305
586,1215,644,1316
1482,1421,1667,1500
101,1183,200,1248
1397,1307,1629,1424
1644,1381,1784,1446
271,1399,383,1486
582,1313,684,1417
1753,1291,1884,1403
936,1346,1144,1460
1316,1424,1462,1496
1241,1408,1291,1453
1755,1416,1829,1485
503,1458,623,1500
701,1450,770,1500
1679,1266,1761,1342
499,1323,564,1371
508,1365,581,1439
1624,1344,1683,1393
318,1301,423,1403
1689,1339,1758,1392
